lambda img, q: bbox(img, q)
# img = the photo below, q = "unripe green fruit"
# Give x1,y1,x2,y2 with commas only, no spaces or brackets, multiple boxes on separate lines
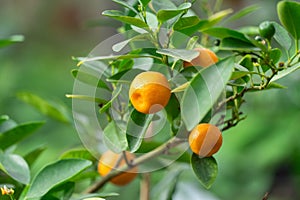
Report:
259,21,275,40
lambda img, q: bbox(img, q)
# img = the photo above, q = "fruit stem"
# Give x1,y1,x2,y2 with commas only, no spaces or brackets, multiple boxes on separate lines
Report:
140,173,150,200
84,137,186,193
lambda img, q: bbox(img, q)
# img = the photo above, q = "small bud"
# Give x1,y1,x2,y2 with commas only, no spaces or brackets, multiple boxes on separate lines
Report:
278,62,284,68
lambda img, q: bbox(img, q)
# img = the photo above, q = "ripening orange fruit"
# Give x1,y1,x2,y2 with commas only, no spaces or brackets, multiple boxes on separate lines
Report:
129,71,171,114
188,123,222,157
183,48,218,68
97,150,138,186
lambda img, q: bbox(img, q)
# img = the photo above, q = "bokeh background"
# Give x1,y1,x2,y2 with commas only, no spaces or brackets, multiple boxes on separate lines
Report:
1,0,299,199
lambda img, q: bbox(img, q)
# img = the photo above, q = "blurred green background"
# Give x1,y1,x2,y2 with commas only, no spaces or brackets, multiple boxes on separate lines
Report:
1,0,299,200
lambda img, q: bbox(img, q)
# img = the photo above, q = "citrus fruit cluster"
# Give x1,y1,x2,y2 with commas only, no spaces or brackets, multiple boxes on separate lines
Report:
97,47,221,186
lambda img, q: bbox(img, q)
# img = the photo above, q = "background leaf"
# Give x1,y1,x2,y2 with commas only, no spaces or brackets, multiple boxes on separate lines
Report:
26,159,92,199
277,1,300,40
191,154,218,189
102,10,148,29
0,121,44,150
181,57,235,131
0,152,30,184
0,35,24,48
224,4,260,23
17,92,70,123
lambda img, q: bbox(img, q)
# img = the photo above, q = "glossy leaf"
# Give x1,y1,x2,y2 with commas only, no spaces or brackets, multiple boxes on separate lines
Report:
17,92,70,123
271,22,292,50
113,0,138,14
26,159,92,199
0,116,17,133
0,35,24,48
102,10,148,29
156,49,199,62
269,48,282,64
152,0,176,11
0,152,30,184
220,37,259,51
277,1,300,40
0,121,44,150
126,109,153,152
103,121,128,153
24,146,46,166
60,148,95,161
191,154,218,189
181,57,235,131
157,3,191,22
271,62,300,82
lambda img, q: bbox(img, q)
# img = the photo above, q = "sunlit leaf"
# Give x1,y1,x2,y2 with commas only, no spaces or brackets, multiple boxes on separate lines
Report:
181,57,235,131
0,152,30,184
156,49,199,62
26,159,92,199
0,35,24,48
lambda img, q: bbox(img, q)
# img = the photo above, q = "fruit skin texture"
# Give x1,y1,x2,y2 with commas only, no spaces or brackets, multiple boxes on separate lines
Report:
129,71,171,114
189,123,223,157
97,150,138,186
183,48,218,68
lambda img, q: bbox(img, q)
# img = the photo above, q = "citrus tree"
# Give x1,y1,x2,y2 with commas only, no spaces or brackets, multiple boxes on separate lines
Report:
1,0,300,199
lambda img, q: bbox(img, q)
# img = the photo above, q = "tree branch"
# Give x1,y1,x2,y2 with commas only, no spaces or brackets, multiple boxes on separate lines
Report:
84,137,186,193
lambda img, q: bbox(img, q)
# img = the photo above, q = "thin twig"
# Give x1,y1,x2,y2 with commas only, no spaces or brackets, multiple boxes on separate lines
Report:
84,137,186,193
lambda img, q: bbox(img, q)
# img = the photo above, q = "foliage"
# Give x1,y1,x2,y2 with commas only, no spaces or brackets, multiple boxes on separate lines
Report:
1,0,300,199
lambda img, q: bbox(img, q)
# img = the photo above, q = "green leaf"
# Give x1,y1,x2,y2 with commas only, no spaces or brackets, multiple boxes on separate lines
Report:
157,3,191,22
99,84,122,113
230,71,250,80
140,0,151,6
24,146,46,167
103,121,128,153
107,69,144,84
208,9,233,25
73,193,119,200
173,16,201,32
271,21,292,50
277,1,300,40
224,4,260,23
66,94,108,104
112,0,138,14
181,57,235,131
0,121,44,150
269,48,282,64
267,82,286,89
102,10,148,29
71,69,110,90
0,35,24,48
26,159,92,199
0,115,17,133
271,62,300,82
60,148,95,161
239,55,254,71
202,27,251,42
126,110,153,152
0,152,30,184
191,154,218,189
151,0,177,11
186,36,199,50
17,92,70,123
156,49,199,62
220,37,259,51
